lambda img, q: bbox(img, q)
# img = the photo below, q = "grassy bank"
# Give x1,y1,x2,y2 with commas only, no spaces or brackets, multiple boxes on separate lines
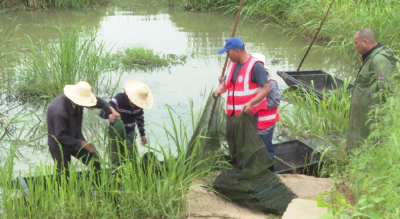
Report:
0,0,108,9
168,0,400,66
316,87,400,218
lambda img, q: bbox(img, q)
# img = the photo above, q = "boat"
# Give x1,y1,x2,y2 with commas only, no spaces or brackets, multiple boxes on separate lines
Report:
273,139,322,175
277,69,354,100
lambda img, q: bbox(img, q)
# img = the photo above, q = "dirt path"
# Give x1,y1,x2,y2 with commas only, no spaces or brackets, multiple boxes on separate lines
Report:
186,174,333,219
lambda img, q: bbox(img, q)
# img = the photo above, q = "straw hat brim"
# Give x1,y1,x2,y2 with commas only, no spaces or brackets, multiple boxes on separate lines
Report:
64,85,97,107
125,80,154,109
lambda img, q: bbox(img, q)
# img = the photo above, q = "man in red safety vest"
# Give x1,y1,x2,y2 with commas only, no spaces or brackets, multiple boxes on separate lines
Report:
214,37,281,161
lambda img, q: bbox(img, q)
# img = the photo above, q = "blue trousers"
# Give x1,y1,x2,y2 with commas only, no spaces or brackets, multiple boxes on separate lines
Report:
260,132,274,159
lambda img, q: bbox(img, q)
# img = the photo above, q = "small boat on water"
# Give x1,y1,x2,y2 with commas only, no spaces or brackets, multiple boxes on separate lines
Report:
277,69,354,100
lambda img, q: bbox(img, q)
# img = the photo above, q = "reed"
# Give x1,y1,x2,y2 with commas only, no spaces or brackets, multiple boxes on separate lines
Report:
0,0,108,9
14,25,113,103
279,77,352,140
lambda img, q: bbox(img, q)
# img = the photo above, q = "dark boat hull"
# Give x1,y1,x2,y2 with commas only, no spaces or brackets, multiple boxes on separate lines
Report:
277,69,354,100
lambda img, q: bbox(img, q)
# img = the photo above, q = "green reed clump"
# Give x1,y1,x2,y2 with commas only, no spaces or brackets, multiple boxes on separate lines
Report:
334,87,400,218
279,77,352,140
0,0,108,9
15,25,113,102
110,47,187,72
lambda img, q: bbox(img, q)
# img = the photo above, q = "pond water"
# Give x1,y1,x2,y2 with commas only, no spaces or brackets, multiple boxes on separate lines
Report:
0,0,352,175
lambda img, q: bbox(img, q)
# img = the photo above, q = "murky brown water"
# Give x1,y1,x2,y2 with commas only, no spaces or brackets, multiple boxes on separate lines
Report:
0,0,353,174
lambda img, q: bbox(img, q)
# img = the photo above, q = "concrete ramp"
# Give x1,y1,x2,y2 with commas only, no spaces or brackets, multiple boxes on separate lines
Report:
282,198,327,219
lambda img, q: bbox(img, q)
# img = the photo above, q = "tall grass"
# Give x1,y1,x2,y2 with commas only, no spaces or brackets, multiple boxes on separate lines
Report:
279,78,352,140
333,86,400,218
0,100,223,218
15,25,113,103
0,0,108,9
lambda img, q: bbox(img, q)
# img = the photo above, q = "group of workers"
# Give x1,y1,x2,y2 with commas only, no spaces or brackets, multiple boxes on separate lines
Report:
47,79,154,174
46,27,397,175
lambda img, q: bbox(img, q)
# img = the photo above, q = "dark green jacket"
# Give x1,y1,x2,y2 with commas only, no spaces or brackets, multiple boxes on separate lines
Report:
346,46,398,152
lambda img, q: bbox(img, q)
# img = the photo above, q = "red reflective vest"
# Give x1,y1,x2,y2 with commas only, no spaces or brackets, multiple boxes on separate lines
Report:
225,56,279,130
257,100,280,130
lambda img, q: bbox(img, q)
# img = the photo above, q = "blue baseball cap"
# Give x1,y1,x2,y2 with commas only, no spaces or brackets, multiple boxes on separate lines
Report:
217,37,245,54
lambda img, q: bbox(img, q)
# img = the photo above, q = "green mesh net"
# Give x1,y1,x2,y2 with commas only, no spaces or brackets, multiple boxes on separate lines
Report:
108,93,296,214
187,93,296,214
107,118,138,169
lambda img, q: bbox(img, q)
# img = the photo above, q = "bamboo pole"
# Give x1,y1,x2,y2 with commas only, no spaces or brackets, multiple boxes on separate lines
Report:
207,0,245,131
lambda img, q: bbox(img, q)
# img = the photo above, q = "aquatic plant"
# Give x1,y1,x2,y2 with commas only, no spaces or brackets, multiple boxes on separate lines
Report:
110,46,187,72
15,25,113,102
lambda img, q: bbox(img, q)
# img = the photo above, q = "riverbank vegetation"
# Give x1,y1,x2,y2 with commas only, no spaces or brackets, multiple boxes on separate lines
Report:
0,0,108,9
168,0,400,66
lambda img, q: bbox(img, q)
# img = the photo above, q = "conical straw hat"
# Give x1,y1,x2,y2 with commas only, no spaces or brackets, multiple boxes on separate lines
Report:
124,80,154,109
63,81,97,107
252,53,271,71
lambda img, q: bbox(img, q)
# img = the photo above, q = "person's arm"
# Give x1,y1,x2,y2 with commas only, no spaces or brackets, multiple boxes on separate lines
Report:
136,110,145,137
243,83,270,115
136,109,147,144
267,81,281,109
96,97,120,122
214,80,227,96
243,62,271,115
372,55,396,94
99,97,118,119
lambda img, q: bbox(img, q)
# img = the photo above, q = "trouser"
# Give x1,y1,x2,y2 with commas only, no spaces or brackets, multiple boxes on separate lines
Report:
109,130,138,168
49,144,101,180
259,132,274,159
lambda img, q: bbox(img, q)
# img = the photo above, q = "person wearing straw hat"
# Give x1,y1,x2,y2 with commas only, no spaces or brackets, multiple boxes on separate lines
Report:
47,81,121,175
100,79,154,145
214,37,281,162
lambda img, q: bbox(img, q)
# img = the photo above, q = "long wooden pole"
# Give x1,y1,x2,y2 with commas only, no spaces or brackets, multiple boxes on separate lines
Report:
207,0,245,131
297,0,335,72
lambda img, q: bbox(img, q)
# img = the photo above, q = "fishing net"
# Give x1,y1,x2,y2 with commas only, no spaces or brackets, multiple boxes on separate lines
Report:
186,93,226,162
187,93,296,214
107,118,139,169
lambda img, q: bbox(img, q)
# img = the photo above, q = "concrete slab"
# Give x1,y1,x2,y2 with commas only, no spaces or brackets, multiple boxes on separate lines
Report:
282,198,327,219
